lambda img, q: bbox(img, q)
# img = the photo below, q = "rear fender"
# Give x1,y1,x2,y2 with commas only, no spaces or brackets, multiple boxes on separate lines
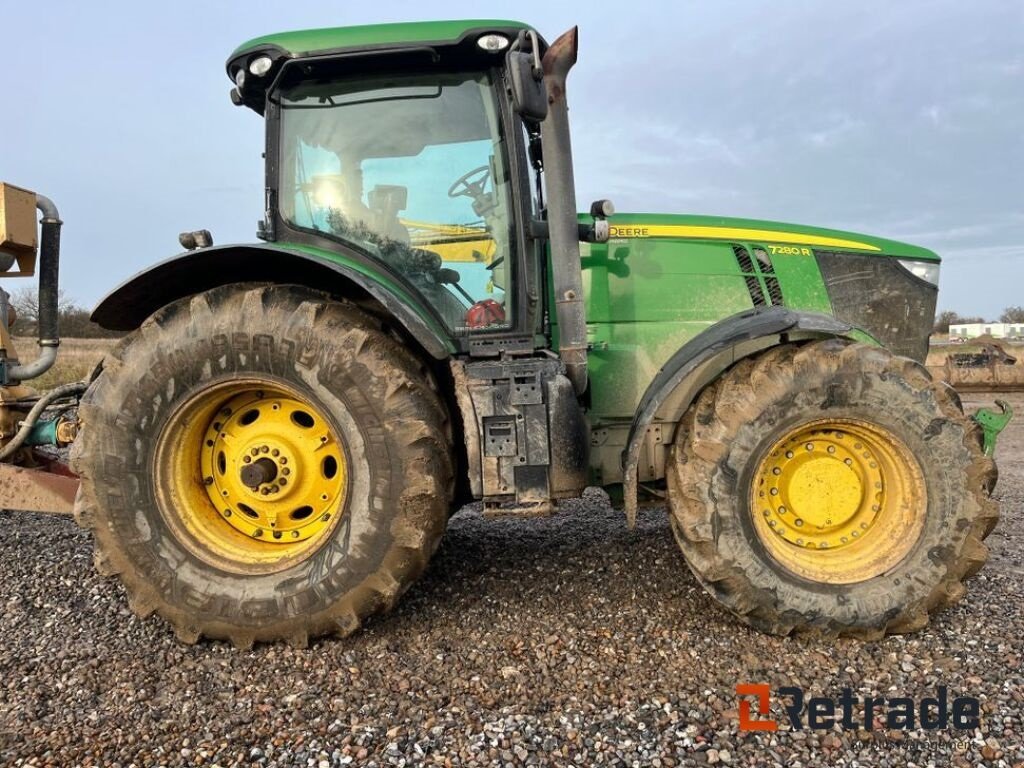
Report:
91,244,455,359
622,306,862,526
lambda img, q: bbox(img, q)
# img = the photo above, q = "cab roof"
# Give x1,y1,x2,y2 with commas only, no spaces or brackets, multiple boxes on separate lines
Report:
230,19,533,61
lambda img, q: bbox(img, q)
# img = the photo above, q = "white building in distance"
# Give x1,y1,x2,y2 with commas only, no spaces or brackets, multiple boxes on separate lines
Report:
949,322,1024,340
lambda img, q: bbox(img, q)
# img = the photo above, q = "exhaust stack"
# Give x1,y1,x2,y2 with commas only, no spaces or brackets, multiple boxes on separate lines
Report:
540,27,587,396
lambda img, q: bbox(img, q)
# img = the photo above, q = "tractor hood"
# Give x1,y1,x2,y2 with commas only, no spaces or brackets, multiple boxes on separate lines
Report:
599,212,939,262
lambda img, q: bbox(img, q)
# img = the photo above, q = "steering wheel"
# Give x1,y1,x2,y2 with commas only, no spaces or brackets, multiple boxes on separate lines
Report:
447,165,491,201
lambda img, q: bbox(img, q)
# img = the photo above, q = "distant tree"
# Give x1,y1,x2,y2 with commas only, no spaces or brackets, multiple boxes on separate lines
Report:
8,286,120,338
933,310,961,333
1000,305,1024,323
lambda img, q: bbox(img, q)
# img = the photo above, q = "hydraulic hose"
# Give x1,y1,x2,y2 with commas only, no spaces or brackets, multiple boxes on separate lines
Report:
0,381,85,461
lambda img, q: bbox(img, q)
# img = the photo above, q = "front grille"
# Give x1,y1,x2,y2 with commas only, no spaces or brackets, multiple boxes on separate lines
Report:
815,251,937,361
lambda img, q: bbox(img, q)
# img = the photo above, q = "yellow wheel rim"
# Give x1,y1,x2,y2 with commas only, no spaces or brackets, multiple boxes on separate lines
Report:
155,381,347,574
750,418,926,584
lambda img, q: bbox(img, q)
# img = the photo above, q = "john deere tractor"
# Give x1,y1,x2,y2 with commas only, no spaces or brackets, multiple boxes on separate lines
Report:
0,20,1009,647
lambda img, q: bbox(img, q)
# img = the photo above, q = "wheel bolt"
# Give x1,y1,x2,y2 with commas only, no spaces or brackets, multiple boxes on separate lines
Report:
321,513,331,522
261,446,270,454
261,488,270,495
272,449,280,457
204,476,214,485
279,478,287,487
794,519,803,527
251,448,259,456
282,468,290,476
273,531,282,539
253,529,263,537
280,458,288,465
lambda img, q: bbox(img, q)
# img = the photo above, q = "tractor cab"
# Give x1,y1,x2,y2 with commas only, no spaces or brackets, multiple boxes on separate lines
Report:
227,21,565,346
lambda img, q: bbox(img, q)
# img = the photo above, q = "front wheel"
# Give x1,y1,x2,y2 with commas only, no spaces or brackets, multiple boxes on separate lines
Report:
72,284,453,647
668,339,998,638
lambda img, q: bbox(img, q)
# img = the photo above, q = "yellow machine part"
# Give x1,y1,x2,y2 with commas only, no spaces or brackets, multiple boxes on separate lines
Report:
155,382,347,573
750,418,926,584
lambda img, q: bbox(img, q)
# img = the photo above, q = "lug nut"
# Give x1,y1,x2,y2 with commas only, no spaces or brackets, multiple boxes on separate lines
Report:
272,449,279,457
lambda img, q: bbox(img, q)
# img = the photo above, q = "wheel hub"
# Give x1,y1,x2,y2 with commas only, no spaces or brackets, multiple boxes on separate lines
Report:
750,418,926,584
756,428,885,550
198,389,346,544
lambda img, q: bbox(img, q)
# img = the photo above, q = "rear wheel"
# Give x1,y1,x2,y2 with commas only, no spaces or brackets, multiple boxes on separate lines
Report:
72,284,453,647
668,339,997,638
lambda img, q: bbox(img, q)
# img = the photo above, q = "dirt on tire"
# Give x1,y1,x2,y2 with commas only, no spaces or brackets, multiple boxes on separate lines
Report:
668,338,998,639
70,283,453,648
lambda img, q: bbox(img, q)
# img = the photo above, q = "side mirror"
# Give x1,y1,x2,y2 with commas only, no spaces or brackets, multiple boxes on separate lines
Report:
507,50,547,123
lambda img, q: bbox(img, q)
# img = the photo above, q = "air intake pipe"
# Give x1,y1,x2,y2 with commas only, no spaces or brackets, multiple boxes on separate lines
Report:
540,27,587,396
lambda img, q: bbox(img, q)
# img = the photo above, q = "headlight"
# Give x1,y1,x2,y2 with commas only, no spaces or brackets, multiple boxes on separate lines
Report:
897,259,940,286
477,33,510,52
249,56,273,77
233,68,246,88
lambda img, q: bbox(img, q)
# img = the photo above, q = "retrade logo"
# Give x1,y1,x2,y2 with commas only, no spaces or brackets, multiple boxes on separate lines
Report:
736,684,980,732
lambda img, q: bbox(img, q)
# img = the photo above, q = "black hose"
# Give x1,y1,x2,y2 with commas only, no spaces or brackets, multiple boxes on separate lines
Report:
0,381,86,461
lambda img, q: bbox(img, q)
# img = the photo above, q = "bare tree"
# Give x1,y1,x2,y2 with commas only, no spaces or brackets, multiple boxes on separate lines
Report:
1000,305,1024,323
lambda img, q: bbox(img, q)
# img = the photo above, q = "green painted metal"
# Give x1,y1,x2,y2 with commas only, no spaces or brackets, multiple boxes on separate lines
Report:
973,399,1013,456
573,211,920,420
603,212,939,261
276,242,455,353
232,19,532,59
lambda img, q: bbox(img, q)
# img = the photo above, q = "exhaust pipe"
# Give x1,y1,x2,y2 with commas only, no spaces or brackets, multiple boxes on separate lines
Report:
6,195,62,383
540,27,587,396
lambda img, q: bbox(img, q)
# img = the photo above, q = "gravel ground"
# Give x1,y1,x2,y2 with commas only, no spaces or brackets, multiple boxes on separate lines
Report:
1,393,1021,768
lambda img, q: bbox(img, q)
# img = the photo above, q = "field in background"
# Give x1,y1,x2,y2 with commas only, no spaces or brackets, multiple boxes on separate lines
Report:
11,337,115,390
10,337,1023,392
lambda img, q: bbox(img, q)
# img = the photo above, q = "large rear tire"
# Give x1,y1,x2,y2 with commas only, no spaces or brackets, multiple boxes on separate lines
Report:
668,339,997,638
71,284,453,647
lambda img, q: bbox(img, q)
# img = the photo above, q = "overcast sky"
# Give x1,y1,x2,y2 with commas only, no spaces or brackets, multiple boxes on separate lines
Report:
2,0,1021,318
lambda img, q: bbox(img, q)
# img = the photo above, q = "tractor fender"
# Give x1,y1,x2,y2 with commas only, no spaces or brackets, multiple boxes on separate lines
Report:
621,306,859,526
91,244,454,359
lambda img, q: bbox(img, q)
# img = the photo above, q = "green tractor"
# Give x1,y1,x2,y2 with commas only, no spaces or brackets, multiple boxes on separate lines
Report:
1,20,1007,647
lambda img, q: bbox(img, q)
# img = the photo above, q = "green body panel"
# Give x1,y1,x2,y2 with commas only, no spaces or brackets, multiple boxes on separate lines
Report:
603,212,939,261
279,242,455,353
232,19,531,59
576,212,932,421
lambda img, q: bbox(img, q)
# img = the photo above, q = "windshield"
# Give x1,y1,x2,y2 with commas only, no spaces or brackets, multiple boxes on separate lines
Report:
279,71,515,334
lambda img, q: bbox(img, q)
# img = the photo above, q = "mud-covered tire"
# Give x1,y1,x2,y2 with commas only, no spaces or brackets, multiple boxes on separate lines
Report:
667,339,998,638
71,284,453,647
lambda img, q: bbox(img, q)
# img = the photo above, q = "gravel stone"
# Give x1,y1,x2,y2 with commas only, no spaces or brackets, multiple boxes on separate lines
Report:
0,393,1021,767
